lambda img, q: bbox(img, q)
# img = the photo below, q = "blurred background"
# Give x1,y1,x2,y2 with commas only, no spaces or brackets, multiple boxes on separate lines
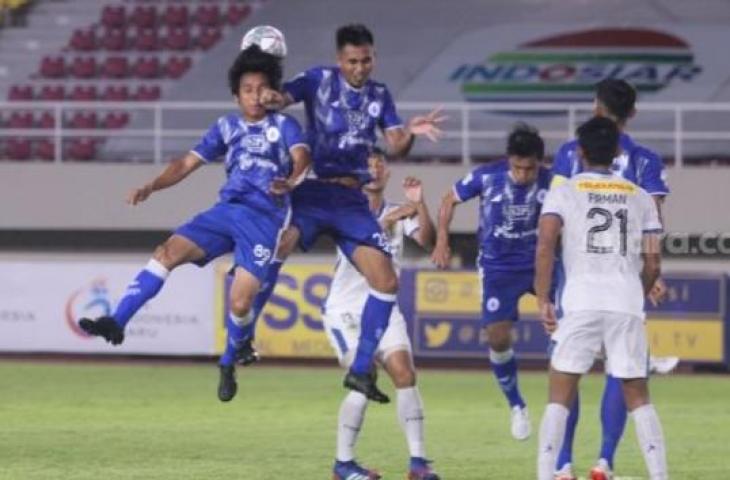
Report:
1,0,728,369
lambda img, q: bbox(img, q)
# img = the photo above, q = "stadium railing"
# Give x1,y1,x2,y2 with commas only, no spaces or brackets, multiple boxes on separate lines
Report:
2,101,730,167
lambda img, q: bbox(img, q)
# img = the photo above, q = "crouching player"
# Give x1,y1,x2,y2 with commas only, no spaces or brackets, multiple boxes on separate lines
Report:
324,149,439,480
432,124,552,441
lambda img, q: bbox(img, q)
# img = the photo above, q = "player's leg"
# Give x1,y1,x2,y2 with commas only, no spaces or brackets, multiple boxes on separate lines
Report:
593,373,627,476
481,271,531,440
537,370,580,480
604,313,668,480
323,311,381,480
78,233,207,345
555,394,580,479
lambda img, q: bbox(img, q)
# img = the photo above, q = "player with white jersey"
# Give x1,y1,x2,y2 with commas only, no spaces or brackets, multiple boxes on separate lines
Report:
551,79,675,480
324,149,439,480
535,117,668,480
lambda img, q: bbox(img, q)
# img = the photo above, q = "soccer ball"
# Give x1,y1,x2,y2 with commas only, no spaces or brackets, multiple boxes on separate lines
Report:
240,25,287,58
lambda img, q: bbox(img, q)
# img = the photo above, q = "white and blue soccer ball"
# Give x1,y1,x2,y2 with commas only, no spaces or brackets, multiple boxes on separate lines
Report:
240,25,287,58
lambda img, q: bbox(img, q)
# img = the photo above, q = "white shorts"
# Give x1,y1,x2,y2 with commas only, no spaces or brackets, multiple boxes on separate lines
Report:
322,305,412,368
550,310,649,379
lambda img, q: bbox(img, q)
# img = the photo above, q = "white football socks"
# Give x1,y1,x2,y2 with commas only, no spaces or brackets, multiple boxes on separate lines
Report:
632,404,669,480
397,387,426,458
537,403,569,480
336,391,368,462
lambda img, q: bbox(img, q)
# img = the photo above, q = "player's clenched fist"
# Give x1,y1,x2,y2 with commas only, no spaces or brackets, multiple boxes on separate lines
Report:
430,240,451,269
127,184,153,205
403,176,423,204
259,88,286,110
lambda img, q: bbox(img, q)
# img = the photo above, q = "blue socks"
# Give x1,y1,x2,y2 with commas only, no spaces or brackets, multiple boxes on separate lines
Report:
350,290,396,375
557,393,580,470
113,259,169,328
489,348,525,408
599,374,627,468
219,312,253,366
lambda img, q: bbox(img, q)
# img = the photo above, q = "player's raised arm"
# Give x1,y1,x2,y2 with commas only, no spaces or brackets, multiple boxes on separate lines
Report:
384,107,447,158
127,152,204,205
430,189,460,268
269,116,312,195
402,176,435,250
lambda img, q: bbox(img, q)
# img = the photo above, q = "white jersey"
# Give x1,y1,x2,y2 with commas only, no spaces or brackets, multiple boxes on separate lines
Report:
324,201,420,313
542,171,662,317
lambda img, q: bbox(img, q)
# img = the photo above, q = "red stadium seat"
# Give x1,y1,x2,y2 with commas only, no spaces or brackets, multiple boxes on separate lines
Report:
134,84,161,101
133,56,161,79
100,85,130,101
37,111,56,129
35,139,55,161
101,5,126,29
69,29,97,51
194,4,221,27
6,138,32,160
103,56,130,79
8,111,34,128
67,111,98,129
8,84,34,101
162,5,189,27
130,5,156,29
40,56,66,78
164,56,191,79
101,28,128,52
164,27,191,50
135,28,159,51
65,138,97,161
38,85,65,101
69,85,98,101
197,27,222,50
69,56,97,79
226,3,251,25
101,111,130,129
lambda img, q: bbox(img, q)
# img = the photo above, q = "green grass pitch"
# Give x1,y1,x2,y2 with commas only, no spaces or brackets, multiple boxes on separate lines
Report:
0,361,728,479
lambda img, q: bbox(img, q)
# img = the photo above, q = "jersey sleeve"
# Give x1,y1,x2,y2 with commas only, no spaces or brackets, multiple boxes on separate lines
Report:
550,141,575,188
191,117,228,163
402,215,420,238
283,68,322,104
640,191,663,233
541,185,567,222
280,116,309,152
635,148,670,196
453,167,484,203
378,87,404,131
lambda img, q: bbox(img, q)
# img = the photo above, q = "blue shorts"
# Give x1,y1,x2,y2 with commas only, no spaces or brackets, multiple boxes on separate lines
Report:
174,201,288,282
480,269,535,325
290,180,390,260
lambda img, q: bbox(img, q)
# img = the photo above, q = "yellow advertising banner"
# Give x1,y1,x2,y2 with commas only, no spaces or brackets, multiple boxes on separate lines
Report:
647,319,724,362
215,263,335,358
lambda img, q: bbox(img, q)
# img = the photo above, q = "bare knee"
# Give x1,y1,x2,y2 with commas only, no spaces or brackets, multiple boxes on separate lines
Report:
152,242,182,270
486,323,513,352
622,378,650,411
229,292,254,318
369,271,399,295
388,361,416,388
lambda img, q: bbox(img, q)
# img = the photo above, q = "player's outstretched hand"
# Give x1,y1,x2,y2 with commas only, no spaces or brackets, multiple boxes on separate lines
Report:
269,177,294,195
408,107,447,143
430,240,451,269
648,277,668,306
259,88,287,110
403,177,424,204
539,301,557,334
127,185,153,205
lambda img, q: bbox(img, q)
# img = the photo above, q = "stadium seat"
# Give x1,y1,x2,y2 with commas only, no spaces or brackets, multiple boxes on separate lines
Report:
100,85,130,101
162,5,189,27
134,85,160,101
164,27,191,50
102,28,128,51
164,56,191,79
101,5,126,29
101,111,130,129
69,85,98,101
226,3,251,25
65,138,97,161
37,111,55,129
8,84,33,101
135,28,159,51
67,111,98,129
197,27,222,50
6,138,32,160
103,56,130,79
35,139,55,161
194,4,221,27
39,56,66,79
69,56,97,79
8,111,34,128
38,85,65,101
130,5,156,29
133,56,161,79
69,29,97,51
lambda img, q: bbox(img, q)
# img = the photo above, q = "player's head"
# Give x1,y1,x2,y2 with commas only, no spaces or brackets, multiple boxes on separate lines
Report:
576,116,620,168
364,146,390,193
594,79,636,126
228,45,282,120
506,122,544,185
336,24,375,88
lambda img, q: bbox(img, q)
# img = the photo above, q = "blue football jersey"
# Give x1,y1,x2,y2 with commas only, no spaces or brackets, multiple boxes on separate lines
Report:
192,112,307,217
552,133,669,196
454,159,552,272
283,66,403,183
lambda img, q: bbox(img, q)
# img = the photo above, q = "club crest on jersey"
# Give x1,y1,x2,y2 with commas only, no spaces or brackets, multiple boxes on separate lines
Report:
537,189,547,203
367,101,381,118
486,297,500,312
265,126,281,143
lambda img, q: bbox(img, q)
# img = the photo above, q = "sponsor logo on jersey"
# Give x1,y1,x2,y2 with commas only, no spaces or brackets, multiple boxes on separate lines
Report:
577,179,637,193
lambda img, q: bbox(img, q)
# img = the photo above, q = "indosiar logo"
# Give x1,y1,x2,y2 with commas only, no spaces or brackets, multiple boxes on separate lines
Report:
65,277,113,338
450,28,702,102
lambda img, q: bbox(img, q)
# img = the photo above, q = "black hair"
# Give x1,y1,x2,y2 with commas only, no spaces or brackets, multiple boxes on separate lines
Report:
228,45,282,96
506,122,544,159
336,23,374,50
576,116,620,167
595,79,636,122
370,145,386,157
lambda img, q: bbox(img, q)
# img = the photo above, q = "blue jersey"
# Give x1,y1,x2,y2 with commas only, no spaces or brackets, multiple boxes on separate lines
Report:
454,159,552,272
192,112,307,218
283,66,403,183
552,132,669,196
